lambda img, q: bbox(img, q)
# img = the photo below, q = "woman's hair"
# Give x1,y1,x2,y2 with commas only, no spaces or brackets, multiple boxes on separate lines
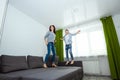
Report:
49,25,56,34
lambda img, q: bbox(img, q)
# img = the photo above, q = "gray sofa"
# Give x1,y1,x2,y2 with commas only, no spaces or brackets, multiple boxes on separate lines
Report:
0,55,83,80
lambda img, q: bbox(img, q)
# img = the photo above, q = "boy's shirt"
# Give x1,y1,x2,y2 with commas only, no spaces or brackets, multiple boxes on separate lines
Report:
63,33,76,45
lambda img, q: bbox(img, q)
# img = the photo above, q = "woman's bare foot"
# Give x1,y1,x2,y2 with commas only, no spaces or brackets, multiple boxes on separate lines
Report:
52,63,57,67
65,61,69,65
70,60,74,64
43,64,47,68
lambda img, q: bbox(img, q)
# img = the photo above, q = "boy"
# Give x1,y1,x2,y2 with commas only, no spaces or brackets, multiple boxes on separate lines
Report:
61,29,80,65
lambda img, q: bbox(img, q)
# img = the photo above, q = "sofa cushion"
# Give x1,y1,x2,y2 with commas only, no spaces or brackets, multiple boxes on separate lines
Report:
1,55,28,73
0,75,21,80
47,55,59,67
20,67,82,80
27,55,43,69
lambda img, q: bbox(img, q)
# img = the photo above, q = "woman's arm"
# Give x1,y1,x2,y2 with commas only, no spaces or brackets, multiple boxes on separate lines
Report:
44,39,48,45
44,31,50,45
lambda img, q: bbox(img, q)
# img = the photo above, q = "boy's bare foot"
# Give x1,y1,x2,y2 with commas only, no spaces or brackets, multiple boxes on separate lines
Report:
65,61,69,65
52,63,57,67
43,64,47,68
70,60,74,64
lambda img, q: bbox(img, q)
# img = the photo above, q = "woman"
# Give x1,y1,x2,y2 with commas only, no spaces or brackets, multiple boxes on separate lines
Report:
43,25,57,68
61,29,80,65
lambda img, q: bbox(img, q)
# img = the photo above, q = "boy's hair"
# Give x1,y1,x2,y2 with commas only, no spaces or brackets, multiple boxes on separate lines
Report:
65,29,69,31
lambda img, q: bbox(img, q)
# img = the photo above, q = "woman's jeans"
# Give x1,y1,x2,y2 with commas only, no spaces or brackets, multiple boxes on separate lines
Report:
45,42,56,64
65,44,74,61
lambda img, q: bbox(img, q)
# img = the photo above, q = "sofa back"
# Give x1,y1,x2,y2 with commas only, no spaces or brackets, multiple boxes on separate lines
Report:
0,55,59,73
0,55,28,73
27,55,43,69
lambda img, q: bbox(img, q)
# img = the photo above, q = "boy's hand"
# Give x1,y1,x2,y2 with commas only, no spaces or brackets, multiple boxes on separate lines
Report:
77,30,80,34
60,38,63,40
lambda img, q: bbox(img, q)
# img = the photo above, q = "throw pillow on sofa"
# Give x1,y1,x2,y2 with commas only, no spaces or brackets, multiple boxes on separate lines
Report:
27,55,43,69
1,55,28,73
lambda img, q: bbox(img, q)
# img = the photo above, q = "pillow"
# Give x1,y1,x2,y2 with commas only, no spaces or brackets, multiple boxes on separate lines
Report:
27,55,43,69
1,55,28,73
47,55,59,67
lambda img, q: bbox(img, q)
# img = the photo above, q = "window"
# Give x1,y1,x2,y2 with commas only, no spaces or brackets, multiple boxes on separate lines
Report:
63,21,107,57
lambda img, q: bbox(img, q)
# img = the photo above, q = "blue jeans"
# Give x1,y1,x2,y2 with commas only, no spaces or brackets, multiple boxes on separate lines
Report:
45,42,56,63
65,44,74,61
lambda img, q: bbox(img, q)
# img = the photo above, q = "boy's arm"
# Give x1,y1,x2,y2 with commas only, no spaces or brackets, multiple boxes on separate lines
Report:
71,30,80,36
60,36,65,40
60,38,63,40
76,30,80,34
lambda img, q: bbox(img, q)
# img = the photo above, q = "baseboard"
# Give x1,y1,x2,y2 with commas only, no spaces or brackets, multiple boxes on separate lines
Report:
84,73,111,77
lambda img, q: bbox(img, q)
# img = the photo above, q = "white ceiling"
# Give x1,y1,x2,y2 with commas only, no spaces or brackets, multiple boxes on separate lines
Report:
9,0,120,29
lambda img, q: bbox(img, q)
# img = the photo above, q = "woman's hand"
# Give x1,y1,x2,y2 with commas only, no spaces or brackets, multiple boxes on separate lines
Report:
45,40,48,45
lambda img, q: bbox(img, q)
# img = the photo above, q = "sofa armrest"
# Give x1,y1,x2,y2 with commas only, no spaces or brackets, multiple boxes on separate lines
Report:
58,61,83,67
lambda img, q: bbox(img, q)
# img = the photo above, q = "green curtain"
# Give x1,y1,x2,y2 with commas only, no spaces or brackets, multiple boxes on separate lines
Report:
100,16,120,80
55,29,64,61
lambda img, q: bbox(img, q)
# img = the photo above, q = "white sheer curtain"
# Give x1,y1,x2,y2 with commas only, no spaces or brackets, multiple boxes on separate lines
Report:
63,21,107,57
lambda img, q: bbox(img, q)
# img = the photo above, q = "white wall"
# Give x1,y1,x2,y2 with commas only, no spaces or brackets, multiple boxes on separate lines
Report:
0,4,48,56
0,0,8,40
112,14,120,45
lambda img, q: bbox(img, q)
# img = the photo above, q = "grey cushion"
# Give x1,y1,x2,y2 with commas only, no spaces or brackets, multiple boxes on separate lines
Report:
1,55,28,73
47,55,59,67
0,67,83,80
20,67,82,80
0,56,1,73
0,56,1,64
0,75,20,80
27,55,43,69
